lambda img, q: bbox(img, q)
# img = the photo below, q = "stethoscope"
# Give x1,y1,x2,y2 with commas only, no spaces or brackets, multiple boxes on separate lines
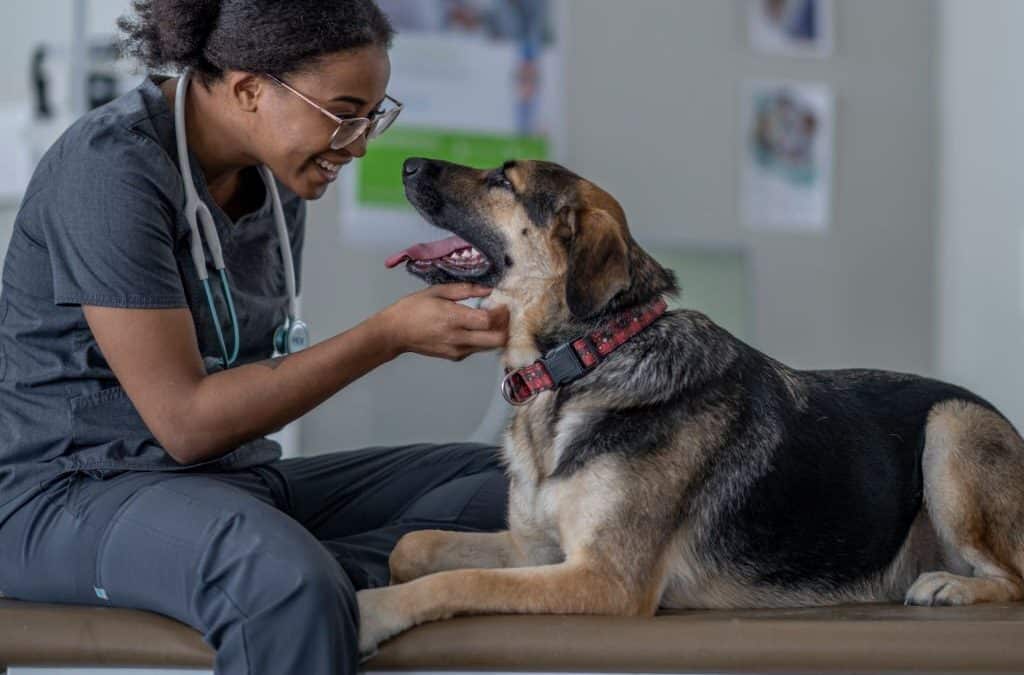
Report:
174,68,309,368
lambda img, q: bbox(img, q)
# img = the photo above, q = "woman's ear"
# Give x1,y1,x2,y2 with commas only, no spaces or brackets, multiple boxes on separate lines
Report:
562,207,631,319
229,72,263,113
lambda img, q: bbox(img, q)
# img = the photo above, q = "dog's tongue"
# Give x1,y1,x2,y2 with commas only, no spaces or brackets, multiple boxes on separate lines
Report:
385,235,472,269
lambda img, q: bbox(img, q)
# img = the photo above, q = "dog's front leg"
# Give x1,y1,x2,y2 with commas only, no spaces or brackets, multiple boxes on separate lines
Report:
389,529,561,583
359,560,652,655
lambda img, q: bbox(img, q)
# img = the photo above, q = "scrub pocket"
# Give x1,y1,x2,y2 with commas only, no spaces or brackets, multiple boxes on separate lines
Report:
58,468,119,521
69,385,155,449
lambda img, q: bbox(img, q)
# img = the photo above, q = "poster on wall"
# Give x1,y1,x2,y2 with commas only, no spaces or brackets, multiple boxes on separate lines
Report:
747,0,834,58
741,80,834,233
341,0,566,246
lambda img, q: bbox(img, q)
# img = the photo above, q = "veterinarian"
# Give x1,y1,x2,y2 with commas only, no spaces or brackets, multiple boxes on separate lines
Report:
0,1,510,673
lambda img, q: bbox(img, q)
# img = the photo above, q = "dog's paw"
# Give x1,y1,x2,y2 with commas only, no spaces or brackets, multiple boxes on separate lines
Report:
357,586,410,657
905,571,976,606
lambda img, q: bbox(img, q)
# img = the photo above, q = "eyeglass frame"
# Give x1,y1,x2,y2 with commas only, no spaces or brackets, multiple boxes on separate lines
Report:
262,73,403,150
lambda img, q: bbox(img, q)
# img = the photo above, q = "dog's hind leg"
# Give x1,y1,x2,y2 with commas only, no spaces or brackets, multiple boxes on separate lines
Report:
905,400,1024,606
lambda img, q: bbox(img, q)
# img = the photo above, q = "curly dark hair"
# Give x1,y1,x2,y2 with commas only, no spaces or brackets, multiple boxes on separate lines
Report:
118,0,395,80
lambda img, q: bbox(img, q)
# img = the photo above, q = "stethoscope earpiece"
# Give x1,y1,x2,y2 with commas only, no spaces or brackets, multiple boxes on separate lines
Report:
176,68,309,367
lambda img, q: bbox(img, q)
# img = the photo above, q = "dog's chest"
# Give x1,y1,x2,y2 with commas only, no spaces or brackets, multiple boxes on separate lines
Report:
503,399,593,536
504,397,592,482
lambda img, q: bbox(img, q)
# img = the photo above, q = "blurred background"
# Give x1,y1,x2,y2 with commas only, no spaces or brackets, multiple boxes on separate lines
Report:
0,0,1020,455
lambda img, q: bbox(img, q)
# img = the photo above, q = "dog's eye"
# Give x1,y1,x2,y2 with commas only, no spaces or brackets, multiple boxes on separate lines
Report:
487,170,514,192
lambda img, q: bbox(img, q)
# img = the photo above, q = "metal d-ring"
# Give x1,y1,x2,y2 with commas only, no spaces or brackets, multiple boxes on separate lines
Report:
500,371,529,406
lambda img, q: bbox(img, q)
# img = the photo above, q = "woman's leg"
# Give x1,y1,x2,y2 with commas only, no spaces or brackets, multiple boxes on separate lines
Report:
0,469,361,675
261,442,508,587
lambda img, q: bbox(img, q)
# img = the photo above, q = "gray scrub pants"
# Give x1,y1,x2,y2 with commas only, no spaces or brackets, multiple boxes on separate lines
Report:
0,442,507,674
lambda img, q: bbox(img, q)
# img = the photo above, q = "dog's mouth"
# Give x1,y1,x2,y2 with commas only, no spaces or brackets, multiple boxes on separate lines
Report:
385,235,495,280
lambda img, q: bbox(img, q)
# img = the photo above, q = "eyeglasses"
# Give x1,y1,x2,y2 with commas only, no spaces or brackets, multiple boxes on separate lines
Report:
263,73,403,150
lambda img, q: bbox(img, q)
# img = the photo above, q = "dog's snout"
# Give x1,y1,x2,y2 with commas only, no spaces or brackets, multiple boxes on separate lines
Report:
403,157,426,178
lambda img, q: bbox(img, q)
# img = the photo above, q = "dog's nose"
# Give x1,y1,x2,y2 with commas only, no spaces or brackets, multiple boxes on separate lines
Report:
403,157,426,178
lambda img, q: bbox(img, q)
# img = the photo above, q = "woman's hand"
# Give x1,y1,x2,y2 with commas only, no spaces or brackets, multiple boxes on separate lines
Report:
377,284,509,361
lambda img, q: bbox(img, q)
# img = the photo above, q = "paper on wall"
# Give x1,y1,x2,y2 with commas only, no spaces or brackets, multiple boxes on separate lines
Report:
741,80,835,233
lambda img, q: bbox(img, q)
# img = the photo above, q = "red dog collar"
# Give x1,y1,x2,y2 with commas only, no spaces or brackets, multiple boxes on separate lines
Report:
500,297,669,406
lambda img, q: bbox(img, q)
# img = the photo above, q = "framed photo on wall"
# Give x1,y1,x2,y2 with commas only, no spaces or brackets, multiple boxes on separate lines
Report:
741,80,835,233
747,0,834,58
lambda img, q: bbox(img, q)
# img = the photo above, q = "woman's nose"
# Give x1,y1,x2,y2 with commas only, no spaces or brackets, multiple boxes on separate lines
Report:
345,133,369,158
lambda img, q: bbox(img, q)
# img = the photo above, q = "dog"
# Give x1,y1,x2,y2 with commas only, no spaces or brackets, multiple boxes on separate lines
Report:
359,156,1024,655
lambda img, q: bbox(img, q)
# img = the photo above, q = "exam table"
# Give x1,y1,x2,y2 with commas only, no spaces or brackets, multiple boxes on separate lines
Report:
3,598,1023,674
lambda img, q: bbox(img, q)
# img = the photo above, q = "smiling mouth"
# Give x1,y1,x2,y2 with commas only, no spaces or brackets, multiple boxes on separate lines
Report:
313,156,347,182
385,235,494,278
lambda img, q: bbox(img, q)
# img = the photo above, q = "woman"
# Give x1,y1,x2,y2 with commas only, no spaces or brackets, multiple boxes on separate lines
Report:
0,1,510,673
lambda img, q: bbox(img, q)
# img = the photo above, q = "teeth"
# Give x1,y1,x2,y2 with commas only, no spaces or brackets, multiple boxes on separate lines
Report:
440,247,490,268
315,157,340,173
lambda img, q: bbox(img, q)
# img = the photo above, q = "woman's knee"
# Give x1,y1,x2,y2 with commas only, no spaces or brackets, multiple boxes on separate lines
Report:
185,523,360,671
89,478,357,632
201,508,358,623
286,550,359,625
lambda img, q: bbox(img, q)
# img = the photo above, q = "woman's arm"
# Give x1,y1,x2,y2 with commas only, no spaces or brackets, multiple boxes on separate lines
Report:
83,283,506,465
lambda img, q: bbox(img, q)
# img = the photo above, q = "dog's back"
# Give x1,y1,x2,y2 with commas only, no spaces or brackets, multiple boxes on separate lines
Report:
596,311,1024,610
540,307,1023,609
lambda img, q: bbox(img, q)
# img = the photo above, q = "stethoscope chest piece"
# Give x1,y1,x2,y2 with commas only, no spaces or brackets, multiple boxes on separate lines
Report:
274,317,310,356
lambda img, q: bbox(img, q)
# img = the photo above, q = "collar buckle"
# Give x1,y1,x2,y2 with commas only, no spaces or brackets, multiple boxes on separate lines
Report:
540,342,587,386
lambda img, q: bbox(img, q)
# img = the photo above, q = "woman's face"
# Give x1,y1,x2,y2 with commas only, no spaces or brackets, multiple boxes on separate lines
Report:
254,46,392,200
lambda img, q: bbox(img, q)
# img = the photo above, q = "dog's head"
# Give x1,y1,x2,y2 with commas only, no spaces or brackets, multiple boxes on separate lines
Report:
389,157,677,342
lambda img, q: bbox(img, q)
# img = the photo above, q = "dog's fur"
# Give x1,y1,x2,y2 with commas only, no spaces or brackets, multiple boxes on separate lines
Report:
357,158,1024,655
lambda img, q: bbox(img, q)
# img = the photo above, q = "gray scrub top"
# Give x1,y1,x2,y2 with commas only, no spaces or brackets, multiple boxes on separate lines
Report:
0,75,307,524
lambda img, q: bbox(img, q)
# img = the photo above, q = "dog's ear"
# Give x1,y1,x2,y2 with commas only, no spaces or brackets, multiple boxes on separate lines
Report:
558,207,631,319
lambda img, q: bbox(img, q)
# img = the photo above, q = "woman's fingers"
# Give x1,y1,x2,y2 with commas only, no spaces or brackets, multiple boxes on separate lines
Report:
429,283,493,301
485,304,510,331
448,305,509,354
450,302,509,333
454,328,508,350
384,283,508,360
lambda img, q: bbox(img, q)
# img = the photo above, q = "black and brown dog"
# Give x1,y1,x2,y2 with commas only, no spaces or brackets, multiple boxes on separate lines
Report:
359,157,1024,654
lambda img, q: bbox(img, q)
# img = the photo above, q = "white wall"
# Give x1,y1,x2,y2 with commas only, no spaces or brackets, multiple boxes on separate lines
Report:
0,0,131,260
298,0,942,453
937,0,1024,427
565,0,937,377
0,1,945,454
